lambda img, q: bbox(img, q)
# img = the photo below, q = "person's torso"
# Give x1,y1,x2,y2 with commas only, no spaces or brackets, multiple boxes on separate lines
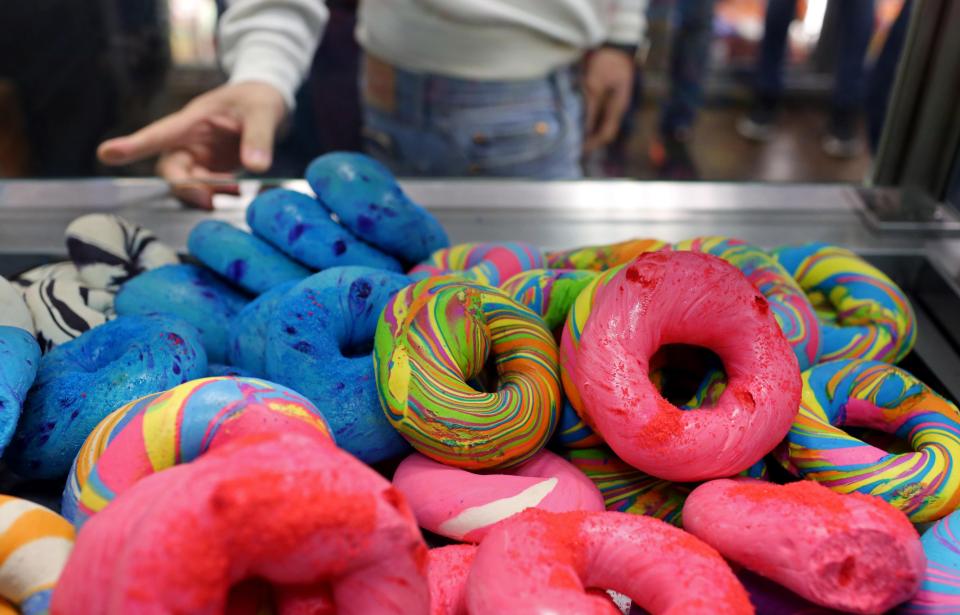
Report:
357,0,623,80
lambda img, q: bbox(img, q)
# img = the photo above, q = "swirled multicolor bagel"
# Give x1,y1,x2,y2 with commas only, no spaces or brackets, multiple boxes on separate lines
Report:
247,187,403,272
266,267,411,463
24,278,115,353
565,447,691,526
902,510,960,614
500,269,596,330
676,236,822,370
51,433,430,615
428,545,476,615
565,447,768,527
188,220,311,295
116,264,249,363
65,214,179,291
545,237,670,271
7,314,207,479
0,327,40,455
60,393,161,524
227,279,298,376
773,242,916,362
63,377,332,527
410,243,545,287
684,478,925,613
393,450,604,542
306,151,449,264
466,509,752,614
375,278,561,470
0,495,74,615
780,358,960,523
0,276,34,334
562,251,800,481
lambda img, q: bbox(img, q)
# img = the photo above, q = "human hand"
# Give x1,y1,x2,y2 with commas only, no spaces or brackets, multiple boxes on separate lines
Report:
97,82,287,209
583,47,636,152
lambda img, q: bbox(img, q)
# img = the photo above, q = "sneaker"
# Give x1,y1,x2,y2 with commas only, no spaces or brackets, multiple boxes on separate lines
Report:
736,97,779,142
822,108,862,158
649,132,699,180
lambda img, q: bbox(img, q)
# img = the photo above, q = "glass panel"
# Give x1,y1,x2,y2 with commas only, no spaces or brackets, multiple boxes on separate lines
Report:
0,0,922,186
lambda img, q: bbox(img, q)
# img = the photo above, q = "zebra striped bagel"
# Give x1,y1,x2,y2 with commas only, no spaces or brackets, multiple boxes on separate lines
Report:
65,214,178,291
23,279,115,353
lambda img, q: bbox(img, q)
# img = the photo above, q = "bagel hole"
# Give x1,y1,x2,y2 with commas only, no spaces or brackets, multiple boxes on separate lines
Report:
648,344,727,409
341,339,375,358
846,428,913,454
226,578,277,612
467,354,501,394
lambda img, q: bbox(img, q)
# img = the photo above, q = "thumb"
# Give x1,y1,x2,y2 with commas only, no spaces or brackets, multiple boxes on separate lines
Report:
240,104,280,173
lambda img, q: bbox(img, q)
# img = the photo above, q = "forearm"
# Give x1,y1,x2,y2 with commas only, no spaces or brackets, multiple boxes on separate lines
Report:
606,0,647,46
219,0,329,110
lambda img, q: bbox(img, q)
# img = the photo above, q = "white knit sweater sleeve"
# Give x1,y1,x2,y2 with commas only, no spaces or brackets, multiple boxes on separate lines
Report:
606,0,646,46
219,0,329,110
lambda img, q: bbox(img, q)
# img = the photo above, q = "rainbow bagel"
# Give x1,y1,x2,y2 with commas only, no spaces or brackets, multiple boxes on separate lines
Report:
545,237,670,271
676,236,821,370
393,450,604,542
7,314,207,479
499,269,596,331
903,509,960,614
306,151,448,264
62,376,332,527
265,267,412,463
0,496,74,615
561,252,800,482
0,327,40,455
187,220,310,295
773,242,916,362
781,358,960,523
246,188,403,272
374,278,560,470
52,433,430,615
565,447,691,526
410,242,545,287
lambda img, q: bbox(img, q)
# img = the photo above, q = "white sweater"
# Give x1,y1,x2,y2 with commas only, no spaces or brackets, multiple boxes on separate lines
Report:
220,0,646,109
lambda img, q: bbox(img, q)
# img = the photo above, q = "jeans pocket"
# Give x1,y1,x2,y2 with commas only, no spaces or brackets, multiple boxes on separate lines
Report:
443,103,570,172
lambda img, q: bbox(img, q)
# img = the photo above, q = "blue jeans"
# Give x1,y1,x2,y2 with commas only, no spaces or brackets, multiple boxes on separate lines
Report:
756,0,875,111
654,0,717,138
360,57,583,178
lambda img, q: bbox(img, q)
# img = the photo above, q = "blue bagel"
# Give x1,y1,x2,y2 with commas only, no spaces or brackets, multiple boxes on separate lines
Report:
188,220,311,294
0,326,41,455
247,188,402,272
116,264,249,363
305,152,449,264
227,279,298,376
265,266,411,462
6,314,207,479
903,510,960,613
206,364,254,378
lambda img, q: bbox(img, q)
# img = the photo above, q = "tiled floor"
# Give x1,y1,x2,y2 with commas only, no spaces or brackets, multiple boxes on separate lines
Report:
608,103,874,183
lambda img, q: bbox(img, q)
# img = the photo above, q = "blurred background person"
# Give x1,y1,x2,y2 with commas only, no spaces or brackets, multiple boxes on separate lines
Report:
98,0,646,207
737,0,876,158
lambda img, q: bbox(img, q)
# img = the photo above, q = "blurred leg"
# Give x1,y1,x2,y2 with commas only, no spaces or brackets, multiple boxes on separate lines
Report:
822,0,875,157
865,0,912,152
755,0,798,102
659,0,717,139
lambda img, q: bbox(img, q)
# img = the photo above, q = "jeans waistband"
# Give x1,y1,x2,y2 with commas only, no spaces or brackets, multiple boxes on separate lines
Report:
362,54,576,125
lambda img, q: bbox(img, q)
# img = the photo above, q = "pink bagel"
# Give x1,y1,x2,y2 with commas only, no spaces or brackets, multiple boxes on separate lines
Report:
564,251,800,481
51,433,430,615
394,450,604,542
466,509,752,614
428,545,476,615
683,478,925,614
